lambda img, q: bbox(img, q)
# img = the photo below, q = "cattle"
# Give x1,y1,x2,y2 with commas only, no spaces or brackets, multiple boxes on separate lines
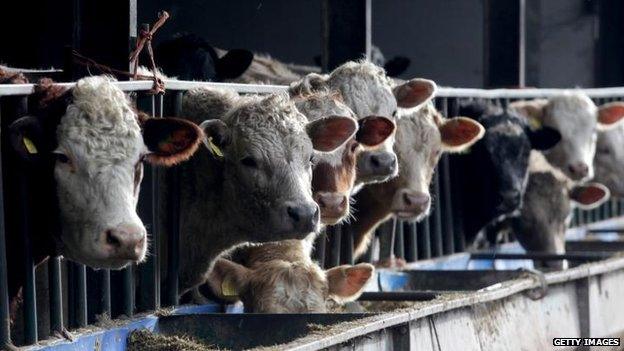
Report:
155,33,253,81
452,101,562,247
509,152,609,269
509,93,624,181
177,87,357,293
289,61,437,191
593,104,624,198
206,240,373,313
346,102,485,260
292,90,395,225
3,76,203,325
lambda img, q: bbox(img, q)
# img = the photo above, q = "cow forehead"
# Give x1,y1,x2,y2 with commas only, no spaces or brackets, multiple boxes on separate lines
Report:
328,62,396,117
225,93,307,135
546,93,597,131
396,105,441,154
294,92,356,122
56,76,143,163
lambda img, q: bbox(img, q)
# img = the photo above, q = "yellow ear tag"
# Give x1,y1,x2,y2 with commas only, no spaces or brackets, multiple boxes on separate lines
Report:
528,117,542,130
221,276,238,297
23,137,38,154
207,137,224,158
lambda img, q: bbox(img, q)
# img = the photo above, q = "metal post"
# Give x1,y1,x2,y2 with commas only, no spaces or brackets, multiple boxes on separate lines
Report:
313,231,327,268
340,225,354,265
122,265,134,317
321,0,371,71
327,226,342,268
48,257,63,334
0,106,11,347
417,219,431,259
75,263,87,328
394,220,405,260
430,169,443,257
404,222,418,262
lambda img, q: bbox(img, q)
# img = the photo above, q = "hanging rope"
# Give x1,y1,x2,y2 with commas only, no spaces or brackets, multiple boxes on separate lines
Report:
128,11,170,95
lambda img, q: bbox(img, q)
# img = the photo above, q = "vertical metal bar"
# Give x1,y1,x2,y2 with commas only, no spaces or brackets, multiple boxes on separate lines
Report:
48,257,63,334
122,265,134,317
417,220,431,259
404,222,417,262
394,220,405,260
377,220,394,262
430,168,443,257
75,263,87,327
99,269,111,317
327,226,342,268
16,97,37,344
0,106,11,347
166,92,183,307
340,225,354,265
437,98,455,255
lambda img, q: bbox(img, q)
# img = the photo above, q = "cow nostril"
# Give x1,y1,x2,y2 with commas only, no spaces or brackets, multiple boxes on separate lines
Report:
403,193,413,206
370,155,381,168
106,230,121,248
287,206,302,223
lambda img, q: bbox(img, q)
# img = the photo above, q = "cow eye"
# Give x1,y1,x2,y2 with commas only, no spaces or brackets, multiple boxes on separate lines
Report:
392,110,398,117
350,142,359,153
599,148,611,155
240,157,258,168
55,153,70,164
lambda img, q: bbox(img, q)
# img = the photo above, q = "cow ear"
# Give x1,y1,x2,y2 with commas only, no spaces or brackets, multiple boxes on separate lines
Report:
200,119,231,158
527,126,561,151
569,183,610,210
439,117,485,152
356,116,396,147
142,117,203,166
392,78,436,109
509,99,548,127
207,258,250,300
384,56,411,77
289,73,329,96
326,263,374,302
597,102,624,131
215,49,254,80
9,116,45,163
307,116,358,152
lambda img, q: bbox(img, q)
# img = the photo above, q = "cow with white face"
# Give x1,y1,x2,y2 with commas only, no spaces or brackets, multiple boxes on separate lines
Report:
510,93,624,181
593,103,624,197
178,88,357,293
293,91,395,224
346,102,485,259
8,76,202,269
290,61,436,191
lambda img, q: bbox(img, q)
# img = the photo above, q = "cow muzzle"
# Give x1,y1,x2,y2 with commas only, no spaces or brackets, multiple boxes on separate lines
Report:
314,192,349,225
391,189,430,221
278,201,320,236
357,150,398,182
102,224,147,262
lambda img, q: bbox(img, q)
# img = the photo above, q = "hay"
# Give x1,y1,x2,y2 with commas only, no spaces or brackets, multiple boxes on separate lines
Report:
126,329,220,351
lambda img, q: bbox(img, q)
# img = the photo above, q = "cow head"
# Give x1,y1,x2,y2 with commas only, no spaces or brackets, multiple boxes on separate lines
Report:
458,102,562,226
208,257,373,313
192,90,356,241
594,111,624,198
356,103,483,224
510,95,624,182
294,92,395,225
289,62,436,188
9,76,202,269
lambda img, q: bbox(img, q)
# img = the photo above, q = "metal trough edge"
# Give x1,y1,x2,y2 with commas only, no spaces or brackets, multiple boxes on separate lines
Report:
274,254,624,351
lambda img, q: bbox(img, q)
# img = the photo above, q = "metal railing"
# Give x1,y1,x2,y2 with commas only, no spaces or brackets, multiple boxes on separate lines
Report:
0,79,623,347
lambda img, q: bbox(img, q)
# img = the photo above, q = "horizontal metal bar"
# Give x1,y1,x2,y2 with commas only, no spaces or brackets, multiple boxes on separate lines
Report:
586,228,624,233
358,291,440,301
3,79,624,98
470,251,614,261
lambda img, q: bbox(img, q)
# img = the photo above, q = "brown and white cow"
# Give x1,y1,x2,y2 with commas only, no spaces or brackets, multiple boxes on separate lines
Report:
293,91,395,224
347,102,484,259
177,88,357,293
510,93,624,181
207,240,373,313
289,61,437,190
